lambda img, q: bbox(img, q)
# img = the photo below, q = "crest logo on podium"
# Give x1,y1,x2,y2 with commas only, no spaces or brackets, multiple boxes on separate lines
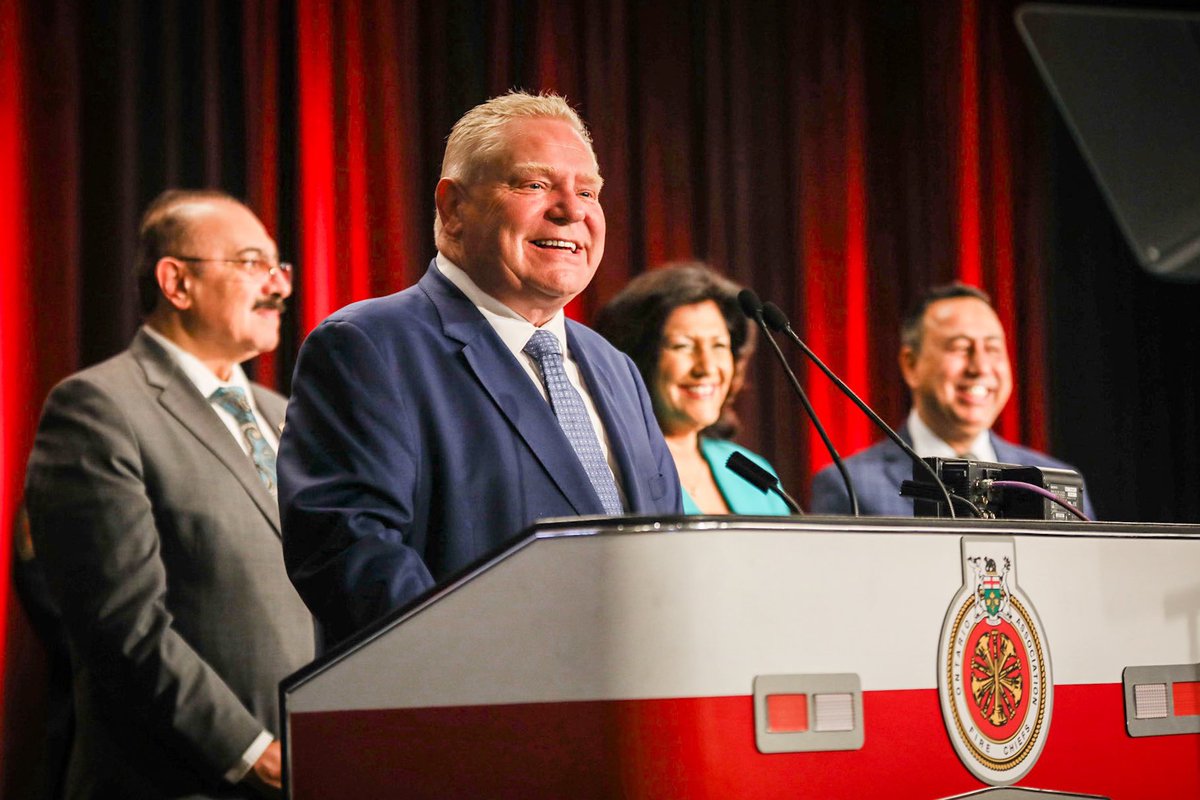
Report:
938,537,1052,786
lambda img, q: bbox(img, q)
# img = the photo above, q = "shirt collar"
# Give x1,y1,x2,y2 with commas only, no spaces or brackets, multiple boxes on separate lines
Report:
436,252,568,356
906,407,996,461
141,324,254,401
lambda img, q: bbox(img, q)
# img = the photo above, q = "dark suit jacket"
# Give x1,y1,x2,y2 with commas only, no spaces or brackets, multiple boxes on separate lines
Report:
809,424,1097,519
24,330,315,800
279,261,683,644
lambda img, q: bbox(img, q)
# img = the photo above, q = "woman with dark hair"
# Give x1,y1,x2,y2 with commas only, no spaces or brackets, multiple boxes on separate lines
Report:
594,263,791,515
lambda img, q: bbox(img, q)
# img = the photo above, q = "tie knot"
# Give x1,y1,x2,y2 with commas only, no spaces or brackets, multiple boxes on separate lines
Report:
210,386,253,420
523,329,562,363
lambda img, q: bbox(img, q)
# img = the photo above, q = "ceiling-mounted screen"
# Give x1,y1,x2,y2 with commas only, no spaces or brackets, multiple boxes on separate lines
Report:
1017,4,1200,281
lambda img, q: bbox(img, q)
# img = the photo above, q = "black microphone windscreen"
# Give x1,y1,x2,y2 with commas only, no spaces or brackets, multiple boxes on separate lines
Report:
762,302,790,332
725,451,777,493
737,289,764,319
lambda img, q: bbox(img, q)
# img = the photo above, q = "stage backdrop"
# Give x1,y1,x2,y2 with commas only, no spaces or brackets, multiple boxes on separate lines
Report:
3,0,1199,797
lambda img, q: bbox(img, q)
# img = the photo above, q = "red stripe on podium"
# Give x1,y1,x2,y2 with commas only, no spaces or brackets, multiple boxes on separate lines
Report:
289,683,1200,798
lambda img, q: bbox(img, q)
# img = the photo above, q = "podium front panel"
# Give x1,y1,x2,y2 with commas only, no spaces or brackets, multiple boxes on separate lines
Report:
282,517,1200,799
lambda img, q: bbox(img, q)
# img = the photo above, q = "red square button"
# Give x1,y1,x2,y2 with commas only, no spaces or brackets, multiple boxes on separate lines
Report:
766,694,809,733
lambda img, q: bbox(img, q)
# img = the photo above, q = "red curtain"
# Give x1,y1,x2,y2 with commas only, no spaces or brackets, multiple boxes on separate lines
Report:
791,1,876,473
3,0,67,791
244,0,284,387
0,0,32,754
295,0,425,335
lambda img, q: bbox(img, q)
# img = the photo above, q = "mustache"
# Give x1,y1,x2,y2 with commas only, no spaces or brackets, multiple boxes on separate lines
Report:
253,294,287,312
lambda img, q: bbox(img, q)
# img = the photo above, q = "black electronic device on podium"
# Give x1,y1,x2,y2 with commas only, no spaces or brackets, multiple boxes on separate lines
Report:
904,458,1087,521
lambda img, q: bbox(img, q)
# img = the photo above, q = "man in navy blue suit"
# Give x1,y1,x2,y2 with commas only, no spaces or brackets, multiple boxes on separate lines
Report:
279,92,682,644
810,283,1095,518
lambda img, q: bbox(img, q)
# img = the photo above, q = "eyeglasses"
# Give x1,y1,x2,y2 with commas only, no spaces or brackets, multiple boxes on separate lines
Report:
172,256,293,281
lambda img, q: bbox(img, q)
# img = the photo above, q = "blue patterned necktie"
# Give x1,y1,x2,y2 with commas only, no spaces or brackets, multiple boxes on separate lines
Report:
209,386,277,495
523,330,624,515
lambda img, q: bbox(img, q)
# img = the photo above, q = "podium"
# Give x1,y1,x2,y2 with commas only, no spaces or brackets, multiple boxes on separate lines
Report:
281,516,1200,799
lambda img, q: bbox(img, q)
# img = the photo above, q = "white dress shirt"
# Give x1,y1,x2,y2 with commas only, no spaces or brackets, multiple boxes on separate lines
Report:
906,407,997,462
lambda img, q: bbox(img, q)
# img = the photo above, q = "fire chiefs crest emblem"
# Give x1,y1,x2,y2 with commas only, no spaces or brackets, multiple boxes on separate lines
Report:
938,537,1052,785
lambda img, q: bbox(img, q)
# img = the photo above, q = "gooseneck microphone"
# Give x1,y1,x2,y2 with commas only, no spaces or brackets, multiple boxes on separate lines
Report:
736,290,859,516
725,451,803,514
759,301,961,518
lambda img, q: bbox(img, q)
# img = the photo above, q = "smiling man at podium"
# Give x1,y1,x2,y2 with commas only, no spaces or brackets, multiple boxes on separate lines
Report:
279,92,682,645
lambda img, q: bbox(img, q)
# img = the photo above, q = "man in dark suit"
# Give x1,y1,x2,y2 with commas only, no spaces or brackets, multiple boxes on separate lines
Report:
24,190,315,799
279,92,682,645
810,283,1095,518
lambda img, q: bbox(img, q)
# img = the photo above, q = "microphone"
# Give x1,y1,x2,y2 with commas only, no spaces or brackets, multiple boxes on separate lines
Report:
737,288,765,321
736,290,858,516
725,451,803,514
760,301,962,518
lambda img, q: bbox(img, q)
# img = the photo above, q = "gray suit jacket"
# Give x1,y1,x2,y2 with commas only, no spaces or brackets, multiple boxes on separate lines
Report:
24,330,315,800
809,424,1097,519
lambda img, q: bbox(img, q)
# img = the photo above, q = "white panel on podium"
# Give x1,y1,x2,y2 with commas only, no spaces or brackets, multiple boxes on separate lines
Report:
282,516,1200,799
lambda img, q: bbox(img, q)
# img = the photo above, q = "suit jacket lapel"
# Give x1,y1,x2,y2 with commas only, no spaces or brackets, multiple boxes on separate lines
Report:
882,449,912,494
990,433,1018,463
132,331,283,535
421,265,602,516
882,423,915,495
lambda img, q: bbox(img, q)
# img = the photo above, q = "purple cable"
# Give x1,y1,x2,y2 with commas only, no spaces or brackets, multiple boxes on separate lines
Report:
989,480,1090,522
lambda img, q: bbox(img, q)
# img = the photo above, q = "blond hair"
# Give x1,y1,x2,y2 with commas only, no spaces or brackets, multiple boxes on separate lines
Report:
434,91,597,242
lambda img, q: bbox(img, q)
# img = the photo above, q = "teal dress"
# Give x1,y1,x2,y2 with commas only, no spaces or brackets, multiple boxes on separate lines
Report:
680,438,793,515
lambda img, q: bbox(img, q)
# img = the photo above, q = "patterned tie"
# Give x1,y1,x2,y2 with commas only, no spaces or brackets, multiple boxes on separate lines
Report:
210,386,277,495
523,330,624,515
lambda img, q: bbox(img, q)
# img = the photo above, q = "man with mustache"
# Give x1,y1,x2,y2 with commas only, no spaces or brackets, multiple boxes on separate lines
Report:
279,92,682,645
811,283,1095,518
25,190,315,798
